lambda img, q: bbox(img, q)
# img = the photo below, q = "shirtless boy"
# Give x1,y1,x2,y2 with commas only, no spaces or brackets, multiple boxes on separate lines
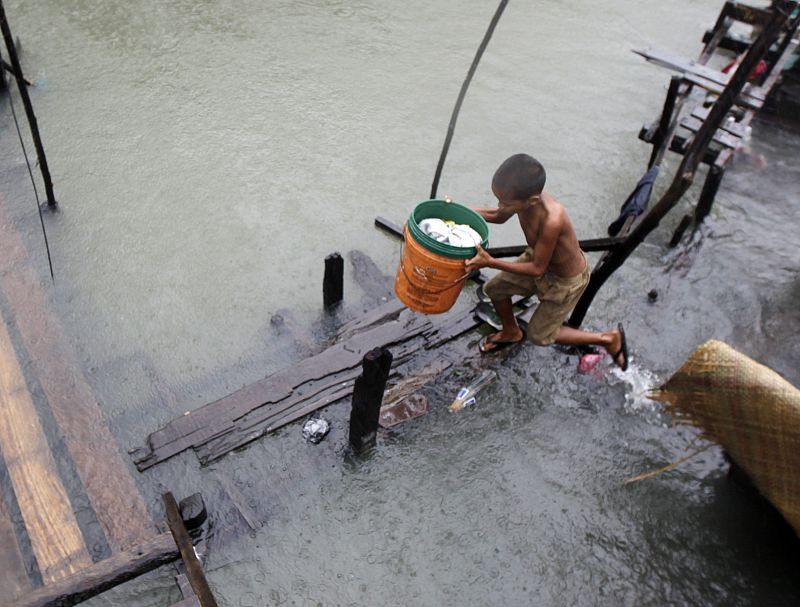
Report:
465,153,628,370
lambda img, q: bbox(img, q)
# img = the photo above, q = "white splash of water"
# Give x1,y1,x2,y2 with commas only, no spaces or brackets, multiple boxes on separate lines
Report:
609,358,665,425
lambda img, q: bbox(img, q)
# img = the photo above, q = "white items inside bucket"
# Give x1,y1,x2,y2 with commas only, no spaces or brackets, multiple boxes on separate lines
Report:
418,218,482,248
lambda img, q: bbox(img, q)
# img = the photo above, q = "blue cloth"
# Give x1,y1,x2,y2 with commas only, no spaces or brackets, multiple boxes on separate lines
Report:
607,165,660,236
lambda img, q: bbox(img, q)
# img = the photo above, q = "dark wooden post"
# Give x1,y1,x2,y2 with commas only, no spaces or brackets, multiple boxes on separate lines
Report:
648,76,683,168
694,164,725,225
0,1,57,208
348,347,392,454
323,253,343,308
568,1,793,328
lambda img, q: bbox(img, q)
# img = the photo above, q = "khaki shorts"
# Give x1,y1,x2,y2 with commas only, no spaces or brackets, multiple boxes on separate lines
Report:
483,249,590,346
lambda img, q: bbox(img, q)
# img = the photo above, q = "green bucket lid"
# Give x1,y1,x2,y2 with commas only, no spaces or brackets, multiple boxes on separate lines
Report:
407,200,489,260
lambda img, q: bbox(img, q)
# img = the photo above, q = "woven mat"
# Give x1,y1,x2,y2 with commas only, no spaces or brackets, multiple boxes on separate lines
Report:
653,339,800,535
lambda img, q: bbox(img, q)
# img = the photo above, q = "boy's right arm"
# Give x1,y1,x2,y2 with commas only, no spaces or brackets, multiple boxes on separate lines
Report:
475,207,511,224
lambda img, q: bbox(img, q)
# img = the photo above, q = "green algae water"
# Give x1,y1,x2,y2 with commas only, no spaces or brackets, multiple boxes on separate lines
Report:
1,1,799,605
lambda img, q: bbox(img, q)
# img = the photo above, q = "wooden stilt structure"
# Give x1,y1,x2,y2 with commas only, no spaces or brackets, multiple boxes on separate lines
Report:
568,0,797,327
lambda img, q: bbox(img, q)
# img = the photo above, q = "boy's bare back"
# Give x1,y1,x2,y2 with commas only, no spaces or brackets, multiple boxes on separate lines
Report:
518,192,586,279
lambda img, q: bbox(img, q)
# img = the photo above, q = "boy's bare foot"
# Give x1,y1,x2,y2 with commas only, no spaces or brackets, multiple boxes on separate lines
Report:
605,323,628,371
479,326,525,354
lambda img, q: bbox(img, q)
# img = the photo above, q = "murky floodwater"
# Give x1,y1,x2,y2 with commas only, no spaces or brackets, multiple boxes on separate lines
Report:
1,0,799,605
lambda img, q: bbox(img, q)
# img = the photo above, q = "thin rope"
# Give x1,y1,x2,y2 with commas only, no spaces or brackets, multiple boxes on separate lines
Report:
430,0,509,199
7,79,54,282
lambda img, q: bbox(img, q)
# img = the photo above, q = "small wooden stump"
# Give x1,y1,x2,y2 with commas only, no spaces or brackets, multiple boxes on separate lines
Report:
178,493,207,533
323,253,344,308
348,348,393,454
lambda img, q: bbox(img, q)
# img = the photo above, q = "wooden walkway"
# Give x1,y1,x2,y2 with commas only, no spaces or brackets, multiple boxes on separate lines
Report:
0,193,166,604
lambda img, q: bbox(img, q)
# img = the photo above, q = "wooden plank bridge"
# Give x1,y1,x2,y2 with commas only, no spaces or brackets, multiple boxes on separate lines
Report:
0,194,216,606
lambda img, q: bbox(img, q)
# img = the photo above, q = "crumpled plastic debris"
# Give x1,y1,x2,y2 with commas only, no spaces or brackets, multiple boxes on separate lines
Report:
419,218,482,248
302,418,330,444
578,353,606,376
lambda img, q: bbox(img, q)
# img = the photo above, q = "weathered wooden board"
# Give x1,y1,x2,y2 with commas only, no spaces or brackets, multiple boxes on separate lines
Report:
0,195,154,551
0,309,92,583
0,484,31,601
633,47,733,86
681,73,764,110
679,115,742,149
689,106,749,137
133,305,434,469
10,533,180,607
188,299,509,464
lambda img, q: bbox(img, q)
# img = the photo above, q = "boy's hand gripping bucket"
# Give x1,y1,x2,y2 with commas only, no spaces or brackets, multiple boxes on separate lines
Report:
394,200,489,314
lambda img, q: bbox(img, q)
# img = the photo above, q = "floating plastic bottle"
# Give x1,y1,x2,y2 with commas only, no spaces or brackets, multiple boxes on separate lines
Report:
448,370,497,412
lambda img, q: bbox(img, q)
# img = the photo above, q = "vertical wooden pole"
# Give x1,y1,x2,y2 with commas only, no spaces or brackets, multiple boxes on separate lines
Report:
648,76,682,169
323,253,343,308
0,1,57,208
348,347,392,454
162,492,218,607
568,2,793,328
694,165,725,225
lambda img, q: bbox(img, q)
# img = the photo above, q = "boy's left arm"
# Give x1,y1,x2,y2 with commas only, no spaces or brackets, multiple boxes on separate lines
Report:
466,220,559,277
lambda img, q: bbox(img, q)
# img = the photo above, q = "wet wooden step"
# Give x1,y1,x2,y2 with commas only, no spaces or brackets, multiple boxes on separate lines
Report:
0,194,154,553
0,485,31,601
0,310,92,583
679,115,742,149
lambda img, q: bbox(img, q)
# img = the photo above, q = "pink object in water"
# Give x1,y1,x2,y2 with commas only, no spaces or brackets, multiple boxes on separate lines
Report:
578,353,606,375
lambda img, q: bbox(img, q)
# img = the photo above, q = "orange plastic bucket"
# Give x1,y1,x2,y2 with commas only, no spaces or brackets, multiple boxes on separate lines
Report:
395,224,471,314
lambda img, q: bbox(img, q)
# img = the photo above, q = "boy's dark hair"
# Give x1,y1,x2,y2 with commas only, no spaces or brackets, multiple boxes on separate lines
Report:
492,154,546,200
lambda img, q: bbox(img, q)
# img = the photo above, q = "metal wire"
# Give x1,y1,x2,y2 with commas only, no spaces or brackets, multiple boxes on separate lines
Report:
7,78,54,282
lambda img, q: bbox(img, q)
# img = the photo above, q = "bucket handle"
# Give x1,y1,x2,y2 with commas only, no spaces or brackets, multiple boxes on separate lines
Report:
399,242,471,295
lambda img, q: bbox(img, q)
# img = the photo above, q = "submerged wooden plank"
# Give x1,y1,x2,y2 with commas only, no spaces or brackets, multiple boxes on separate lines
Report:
10,532,179,607
196,301,492,464
0,195,154,551
0,485,30,601
134,307,433,470
0,310,92,583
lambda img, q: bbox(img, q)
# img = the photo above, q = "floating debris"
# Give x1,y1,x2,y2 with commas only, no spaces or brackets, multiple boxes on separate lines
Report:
302,418,330,444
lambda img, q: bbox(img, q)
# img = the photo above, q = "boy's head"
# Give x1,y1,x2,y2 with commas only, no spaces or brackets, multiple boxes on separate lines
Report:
492,154,546,205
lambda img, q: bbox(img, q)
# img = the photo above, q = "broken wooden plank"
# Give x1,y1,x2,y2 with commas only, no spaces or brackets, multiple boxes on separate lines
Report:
0,484,30,602
195,302,500,464
9,533,179,607
349,250,394,304
633,47,733,86
336,298,406,341
134,307,433,470
0,309,92,583
163,493,218,607
145,298,486,467
0,195,154,551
